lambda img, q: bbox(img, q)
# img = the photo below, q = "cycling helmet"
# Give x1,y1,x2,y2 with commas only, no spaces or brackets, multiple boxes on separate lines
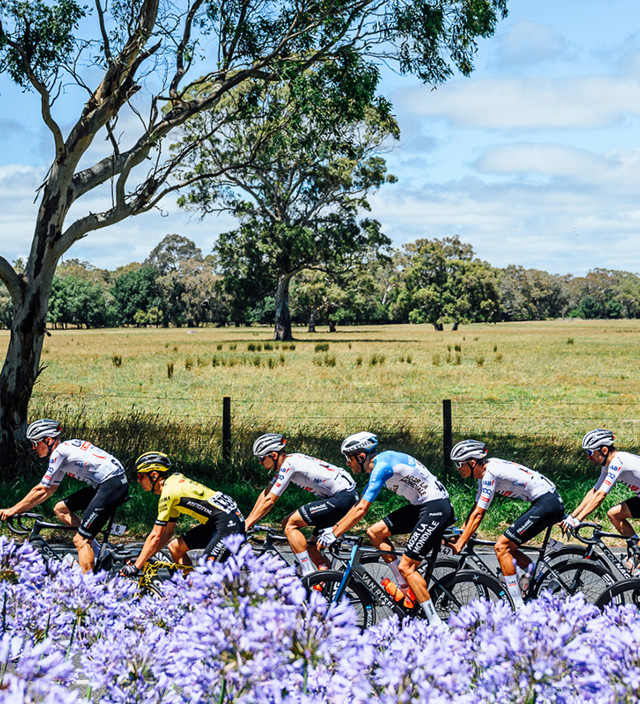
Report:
252,433,286,459
135,451,172,474
341,432,378,458
26,419,62,442
582,429,615,451
450,439,488,462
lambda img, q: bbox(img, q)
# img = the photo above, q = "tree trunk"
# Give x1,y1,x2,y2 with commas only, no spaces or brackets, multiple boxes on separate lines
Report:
328,320,336,333
433,322,443,331
274,273,293,341
308,307,317,333
452,321,459,331
0,273,55,469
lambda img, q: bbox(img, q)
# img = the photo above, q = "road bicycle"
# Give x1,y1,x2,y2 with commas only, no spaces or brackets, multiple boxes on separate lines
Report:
566,522,640,580
3,509,135,574
301,536,512,629
437,525,616,604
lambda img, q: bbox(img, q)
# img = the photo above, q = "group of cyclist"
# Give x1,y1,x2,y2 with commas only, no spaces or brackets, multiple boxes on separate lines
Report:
1,419,639,623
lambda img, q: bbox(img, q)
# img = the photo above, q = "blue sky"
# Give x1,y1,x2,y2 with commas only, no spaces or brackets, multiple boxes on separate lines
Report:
2,0,640,274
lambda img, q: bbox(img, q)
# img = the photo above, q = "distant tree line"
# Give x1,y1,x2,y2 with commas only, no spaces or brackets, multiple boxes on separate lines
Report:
1,233,638,331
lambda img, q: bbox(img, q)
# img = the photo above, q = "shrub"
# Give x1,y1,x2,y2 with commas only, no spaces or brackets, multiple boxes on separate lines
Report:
111,354,122,367
315,342,329,352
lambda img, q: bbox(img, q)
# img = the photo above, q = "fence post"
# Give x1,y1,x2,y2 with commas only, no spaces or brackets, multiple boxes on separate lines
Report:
222,396,231,463
442,399,452,473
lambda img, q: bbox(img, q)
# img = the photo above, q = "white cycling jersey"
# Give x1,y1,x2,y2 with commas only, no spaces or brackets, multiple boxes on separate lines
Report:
593,451,640,496
41,440,126,489
476,458,556,510
362,450,448,505
269,453,356,498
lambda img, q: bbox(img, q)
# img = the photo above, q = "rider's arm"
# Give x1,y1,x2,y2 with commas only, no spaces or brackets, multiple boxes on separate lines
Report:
245,488,278,530
331,498,372,538
0,483,57,520
132,523,176,570
572,489,607,522
451,503,486,553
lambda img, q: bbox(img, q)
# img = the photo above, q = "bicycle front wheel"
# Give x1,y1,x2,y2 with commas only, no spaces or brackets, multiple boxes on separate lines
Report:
301,570,375,630
533,559,616,603
430,570,514,618
595,577,640,608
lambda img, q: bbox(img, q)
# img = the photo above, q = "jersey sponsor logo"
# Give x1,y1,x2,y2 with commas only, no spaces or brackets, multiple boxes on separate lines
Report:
481,487,492,496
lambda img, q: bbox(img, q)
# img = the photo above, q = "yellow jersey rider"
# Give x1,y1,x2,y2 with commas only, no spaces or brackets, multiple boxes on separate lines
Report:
120,452,245,578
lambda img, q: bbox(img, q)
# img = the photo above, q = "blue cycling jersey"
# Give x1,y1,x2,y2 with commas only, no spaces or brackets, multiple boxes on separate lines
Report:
362,450,448,505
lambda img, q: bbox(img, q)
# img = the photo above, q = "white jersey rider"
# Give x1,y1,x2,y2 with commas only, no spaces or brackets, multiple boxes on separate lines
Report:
245,433,357,575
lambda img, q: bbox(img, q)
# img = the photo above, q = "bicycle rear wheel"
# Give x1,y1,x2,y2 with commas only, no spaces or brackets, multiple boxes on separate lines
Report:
533,559,616,603
429,570,514,618
595,578,640,608
301,570,375,630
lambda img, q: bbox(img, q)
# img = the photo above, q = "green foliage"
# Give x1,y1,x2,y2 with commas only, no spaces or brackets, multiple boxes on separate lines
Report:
48,275,110,328
392,236,501,328
0,0,86,88
110,266,163,326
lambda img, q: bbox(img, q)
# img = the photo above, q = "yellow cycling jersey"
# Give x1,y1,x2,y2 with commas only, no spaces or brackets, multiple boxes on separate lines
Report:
156,473,239,526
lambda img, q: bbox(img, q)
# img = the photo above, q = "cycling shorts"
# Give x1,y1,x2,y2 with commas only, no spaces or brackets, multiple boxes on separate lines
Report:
622,496,640,518
298,489,358,531
503,490,564,546
383,498,454,561
64,474,129,539
183,509,245,562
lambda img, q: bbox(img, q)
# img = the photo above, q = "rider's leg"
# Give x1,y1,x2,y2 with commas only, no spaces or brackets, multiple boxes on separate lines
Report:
72,532,94,574
283,511,320,575
367,520,396,560
53,500,81,528
495,535,525,609
167,536,193,566
608,501,638,537
398,553,442,625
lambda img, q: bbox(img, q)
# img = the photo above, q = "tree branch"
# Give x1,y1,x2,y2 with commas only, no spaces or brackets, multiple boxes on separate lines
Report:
0,257,22,302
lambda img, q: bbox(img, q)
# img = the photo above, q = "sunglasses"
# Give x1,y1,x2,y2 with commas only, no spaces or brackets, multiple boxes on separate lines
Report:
455,461,466,469
586,449,599,457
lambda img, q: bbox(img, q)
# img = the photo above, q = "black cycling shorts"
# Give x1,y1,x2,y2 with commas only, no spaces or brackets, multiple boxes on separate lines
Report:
503,490,564,546
183,509,245,562
622,496,640,518
383,498,455,561
298,489,358,532
64,474,129,540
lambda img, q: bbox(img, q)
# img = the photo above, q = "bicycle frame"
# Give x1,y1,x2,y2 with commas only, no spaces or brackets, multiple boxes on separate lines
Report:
572,523,637,579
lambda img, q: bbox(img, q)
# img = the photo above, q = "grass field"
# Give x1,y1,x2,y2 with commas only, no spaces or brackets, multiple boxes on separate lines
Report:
2,319,640,538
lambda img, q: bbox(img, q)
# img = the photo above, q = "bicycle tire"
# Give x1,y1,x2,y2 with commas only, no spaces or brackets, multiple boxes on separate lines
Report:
429,570,514,618
545,545,609,569
533,558,616,603
301,569,375,630
595,577,640,608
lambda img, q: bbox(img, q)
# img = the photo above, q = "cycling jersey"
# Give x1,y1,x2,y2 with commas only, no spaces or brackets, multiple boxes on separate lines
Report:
269,454,356,498
361,451,448,505
476,458,556,510
593,452,640,496
156,473,239,526
41,440,125,489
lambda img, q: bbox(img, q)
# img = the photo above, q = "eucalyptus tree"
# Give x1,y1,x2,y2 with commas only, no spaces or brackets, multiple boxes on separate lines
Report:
0,0,508,454
177,63,399,340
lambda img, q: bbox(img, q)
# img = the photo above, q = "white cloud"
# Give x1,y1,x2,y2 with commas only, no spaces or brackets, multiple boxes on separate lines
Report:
493,21,576,68
395,75,640,130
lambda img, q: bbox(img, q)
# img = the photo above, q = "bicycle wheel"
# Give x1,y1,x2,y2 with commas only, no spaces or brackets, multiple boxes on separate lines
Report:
301,570,375,630
429,570,514,618
533,559,616,603
595,578,640,608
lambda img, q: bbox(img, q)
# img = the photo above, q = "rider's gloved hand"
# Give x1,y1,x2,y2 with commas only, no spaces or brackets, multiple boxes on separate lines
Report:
560,515,580,533
317,527,338,549
120,561,140,578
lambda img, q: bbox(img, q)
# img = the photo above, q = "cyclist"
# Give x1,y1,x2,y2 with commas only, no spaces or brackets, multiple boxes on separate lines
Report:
245,433,358,576
120,452,245,579
317,432,454,627
0,419,128,573
562,429,640,560
448,439,564,610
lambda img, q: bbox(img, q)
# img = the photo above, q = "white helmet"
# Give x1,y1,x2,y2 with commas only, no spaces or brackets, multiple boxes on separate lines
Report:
252,433,286,458
26,419,62,442
341,432,378,458
582,429,615,451
450,439,488,463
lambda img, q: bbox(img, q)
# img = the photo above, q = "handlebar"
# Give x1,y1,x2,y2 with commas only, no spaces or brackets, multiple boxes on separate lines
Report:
570,521,603,544
3,512,46,535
